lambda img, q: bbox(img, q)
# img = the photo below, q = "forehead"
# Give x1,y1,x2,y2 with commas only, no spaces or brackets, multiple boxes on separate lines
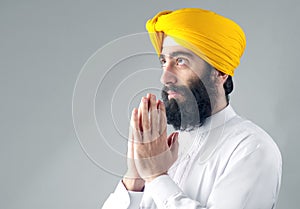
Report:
161,36,198,58
161,37,207,66
161,45,197,58
161,45,207,67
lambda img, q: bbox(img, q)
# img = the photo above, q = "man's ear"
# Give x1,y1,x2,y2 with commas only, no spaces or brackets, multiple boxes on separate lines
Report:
216,71,228,85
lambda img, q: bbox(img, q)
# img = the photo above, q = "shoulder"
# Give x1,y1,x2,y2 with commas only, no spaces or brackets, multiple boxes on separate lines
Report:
221,115,282,165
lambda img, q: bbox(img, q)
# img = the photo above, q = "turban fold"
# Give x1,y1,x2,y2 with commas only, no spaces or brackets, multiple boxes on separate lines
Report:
146,8,246,76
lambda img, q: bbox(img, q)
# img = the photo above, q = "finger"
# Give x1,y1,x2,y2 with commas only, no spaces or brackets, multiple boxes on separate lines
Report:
167,132,176,147
132,108,142,143
126,126,140,180
141,96,151,142
147,93,151,110
158,100,167,135
169,132,179,159
127,126,134,158
149,94,159,139
138,102,143,132
168,132,179,147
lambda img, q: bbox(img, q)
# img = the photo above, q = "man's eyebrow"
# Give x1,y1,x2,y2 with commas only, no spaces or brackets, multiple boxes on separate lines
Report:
160,51,194,59
159,54,165,60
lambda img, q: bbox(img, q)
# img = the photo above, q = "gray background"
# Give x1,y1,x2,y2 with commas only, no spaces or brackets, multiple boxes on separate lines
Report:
1,0,299,208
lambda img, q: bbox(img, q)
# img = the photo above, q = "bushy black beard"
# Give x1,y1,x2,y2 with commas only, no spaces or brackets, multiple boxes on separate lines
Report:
161,78,212,131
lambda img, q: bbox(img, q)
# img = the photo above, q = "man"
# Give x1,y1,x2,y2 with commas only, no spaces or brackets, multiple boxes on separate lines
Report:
103,8,282,209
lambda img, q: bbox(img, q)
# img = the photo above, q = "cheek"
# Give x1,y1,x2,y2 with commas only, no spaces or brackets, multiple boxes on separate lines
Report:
182,71,200,87
189,60,211,80
177,71,198,86
190,68,206,80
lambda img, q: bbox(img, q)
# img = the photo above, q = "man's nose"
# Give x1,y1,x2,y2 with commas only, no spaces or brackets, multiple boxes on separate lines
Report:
160,62,177,85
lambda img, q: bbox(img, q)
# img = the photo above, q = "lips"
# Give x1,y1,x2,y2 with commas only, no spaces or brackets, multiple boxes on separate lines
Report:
167,90,181,99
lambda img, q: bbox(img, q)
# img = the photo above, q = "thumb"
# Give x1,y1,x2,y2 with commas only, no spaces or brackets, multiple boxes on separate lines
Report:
168,132,179,151
167,132,176,146
169,132,179,162
127,127,134,159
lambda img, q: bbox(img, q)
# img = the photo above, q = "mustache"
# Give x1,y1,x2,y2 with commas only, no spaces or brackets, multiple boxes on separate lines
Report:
162,85,189,94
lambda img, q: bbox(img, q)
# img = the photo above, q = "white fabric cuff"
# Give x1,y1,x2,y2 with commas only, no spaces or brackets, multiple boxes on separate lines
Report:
102,181,130,208
128,190,144,208
145,175,182,207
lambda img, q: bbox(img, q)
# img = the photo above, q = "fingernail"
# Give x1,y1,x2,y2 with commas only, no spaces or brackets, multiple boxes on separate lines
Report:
132,108,138,115
156,100,160,108
142,97,148,103
159,100,164,107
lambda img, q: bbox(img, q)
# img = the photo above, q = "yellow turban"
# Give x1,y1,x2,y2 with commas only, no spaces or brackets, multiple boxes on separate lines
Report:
146,8,246,76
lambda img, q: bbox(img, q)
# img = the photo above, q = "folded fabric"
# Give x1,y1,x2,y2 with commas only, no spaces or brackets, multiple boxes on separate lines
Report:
146,8,246,76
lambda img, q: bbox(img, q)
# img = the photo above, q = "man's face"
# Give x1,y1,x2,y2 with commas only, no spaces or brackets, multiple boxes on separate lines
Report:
160,44,214,131
159,45,210,100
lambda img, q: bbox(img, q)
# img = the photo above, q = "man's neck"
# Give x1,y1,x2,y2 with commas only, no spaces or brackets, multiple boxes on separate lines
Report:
211,97,228,115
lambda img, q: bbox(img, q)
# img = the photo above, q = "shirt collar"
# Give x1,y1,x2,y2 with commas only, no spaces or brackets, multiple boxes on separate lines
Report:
200,104,237,133
179,105,237,134
177,105,238,160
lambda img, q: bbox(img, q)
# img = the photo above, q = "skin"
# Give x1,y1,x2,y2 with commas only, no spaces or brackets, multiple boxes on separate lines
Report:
123,44,229,191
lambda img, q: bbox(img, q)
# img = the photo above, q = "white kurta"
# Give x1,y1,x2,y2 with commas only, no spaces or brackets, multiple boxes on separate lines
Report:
102,105,282,209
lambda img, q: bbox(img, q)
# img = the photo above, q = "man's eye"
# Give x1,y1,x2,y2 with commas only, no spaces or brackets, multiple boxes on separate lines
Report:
159,58,166,66
176,57,187,65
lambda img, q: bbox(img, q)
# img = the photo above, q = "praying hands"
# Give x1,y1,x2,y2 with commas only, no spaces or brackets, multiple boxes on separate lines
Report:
123,94,179,191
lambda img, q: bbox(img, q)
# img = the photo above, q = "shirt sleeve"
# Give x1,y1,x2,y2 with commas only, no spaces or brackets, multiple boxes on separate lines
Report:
144,135,282,209
102,181,143,209
146,175,206,208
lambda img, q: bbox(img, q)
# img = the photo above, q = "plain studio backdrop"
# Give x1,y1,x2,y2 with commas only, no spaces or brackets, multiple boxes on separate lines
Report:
0,0,299,208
